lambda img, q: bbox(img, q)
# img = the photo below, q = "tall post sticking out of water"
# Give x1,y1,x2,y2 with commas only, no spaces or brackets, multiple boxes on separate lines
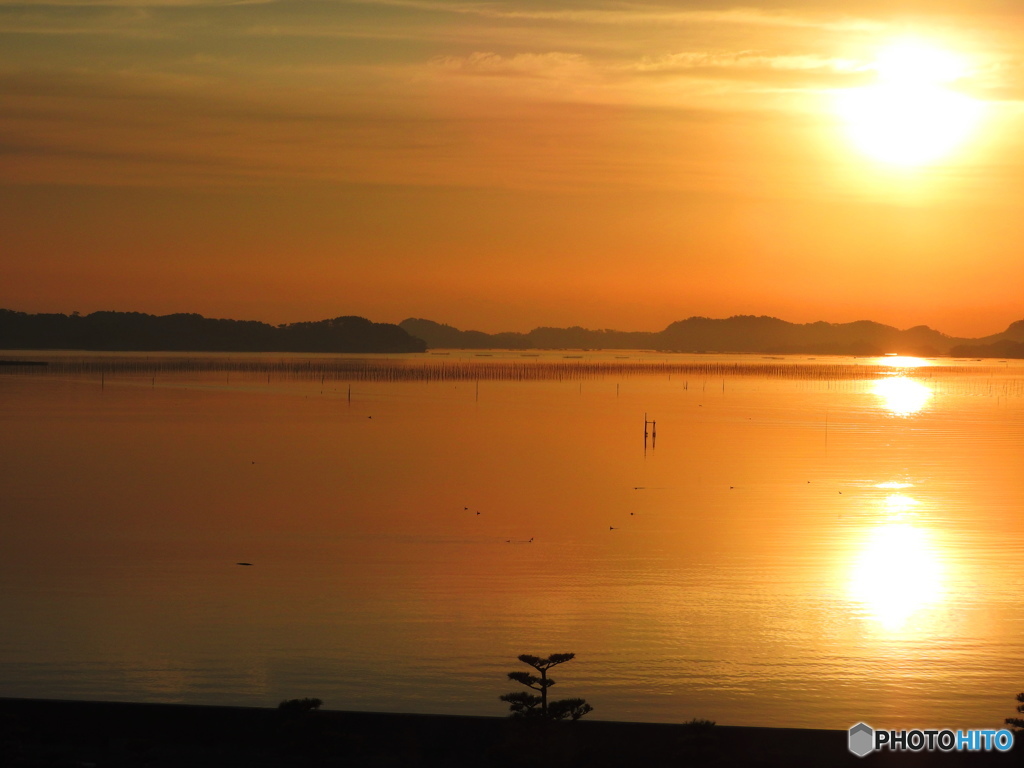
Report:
644,413,656,454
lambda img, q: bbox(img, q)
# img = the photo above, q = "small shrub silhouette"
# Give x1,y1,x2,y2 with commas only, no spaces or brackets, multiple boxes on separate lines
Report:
500,653,593,720
278,698,323,715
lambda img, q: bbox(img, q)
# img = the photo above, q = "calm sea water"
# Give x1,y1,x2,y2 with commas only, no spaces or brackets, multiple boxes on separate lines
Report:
1,351,1022,729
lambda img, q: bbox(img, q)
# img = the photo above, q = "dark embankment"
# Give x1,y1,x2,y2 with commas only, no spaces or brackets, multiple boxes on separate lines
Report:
0,309,426,353
0,698,1010,767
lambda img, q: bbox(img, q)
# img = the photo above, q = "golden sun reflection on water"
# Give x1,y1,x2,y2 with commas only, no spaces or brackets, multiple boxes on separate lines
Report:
849,520,945,632
872,376,933,416
880,492,919,515
874,481,914,490
876,355,933,368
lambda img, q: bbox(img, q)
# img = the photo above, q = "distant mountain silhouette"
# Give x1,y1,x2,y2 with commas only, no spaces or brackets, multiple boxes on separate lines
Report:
401,316,1024,357
0,310,426,353
949,320,1024,358
5,309,1021,357
659,316,934,356
950,339,1024,358
399,318,651,351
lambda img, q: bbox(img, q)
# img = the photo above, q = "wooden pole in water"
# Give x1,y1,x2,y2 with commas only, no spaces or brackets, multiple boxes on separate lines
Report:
643,413,656,453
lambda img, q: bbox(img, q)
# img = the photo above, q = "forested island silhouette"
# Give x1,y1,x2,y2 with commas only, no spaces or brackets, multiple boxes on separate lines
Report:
2,308,1023,357
0,310,425,353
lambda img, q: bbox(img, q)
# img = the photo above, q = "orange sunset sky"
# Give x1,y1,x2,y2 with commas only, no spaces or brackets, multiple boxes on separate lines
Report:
3,0,1024,337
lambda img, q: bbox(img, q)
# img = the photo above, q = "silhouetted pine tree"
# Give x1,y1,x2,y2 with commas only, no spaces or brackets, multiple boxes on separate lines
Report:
500,653,593,720
1007,692,1024,730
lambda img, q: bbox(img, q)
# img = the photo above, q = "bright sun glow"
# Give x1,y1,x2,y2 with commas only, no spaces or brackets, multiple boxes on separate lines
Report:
877,355,932,368
850,522,944,631
837,39,984,166
872,376,932,416
876,40,966,86
882,493,919,516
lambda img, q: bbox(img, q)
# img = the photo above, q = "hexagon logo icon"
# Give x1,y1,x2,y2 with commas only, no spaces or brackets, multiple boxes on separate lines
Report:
849,722,874,757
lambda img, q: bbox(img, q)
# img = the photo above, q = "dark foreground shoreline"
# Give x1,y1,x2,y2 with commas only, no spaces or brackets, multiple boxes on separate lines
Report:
1,698,1015,767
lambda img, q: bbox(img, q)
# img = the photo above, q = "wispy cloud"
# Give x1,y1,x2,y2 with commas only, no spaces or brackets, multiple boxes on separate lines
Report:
350,0,884,32
631,51,865,73
425,48,873,102
352,0,1024,24
430,51,591,78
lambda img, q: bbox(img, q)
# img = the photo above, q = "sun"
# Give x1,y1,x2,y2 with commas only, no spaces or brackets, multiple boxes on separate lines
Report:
836,38,984,167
